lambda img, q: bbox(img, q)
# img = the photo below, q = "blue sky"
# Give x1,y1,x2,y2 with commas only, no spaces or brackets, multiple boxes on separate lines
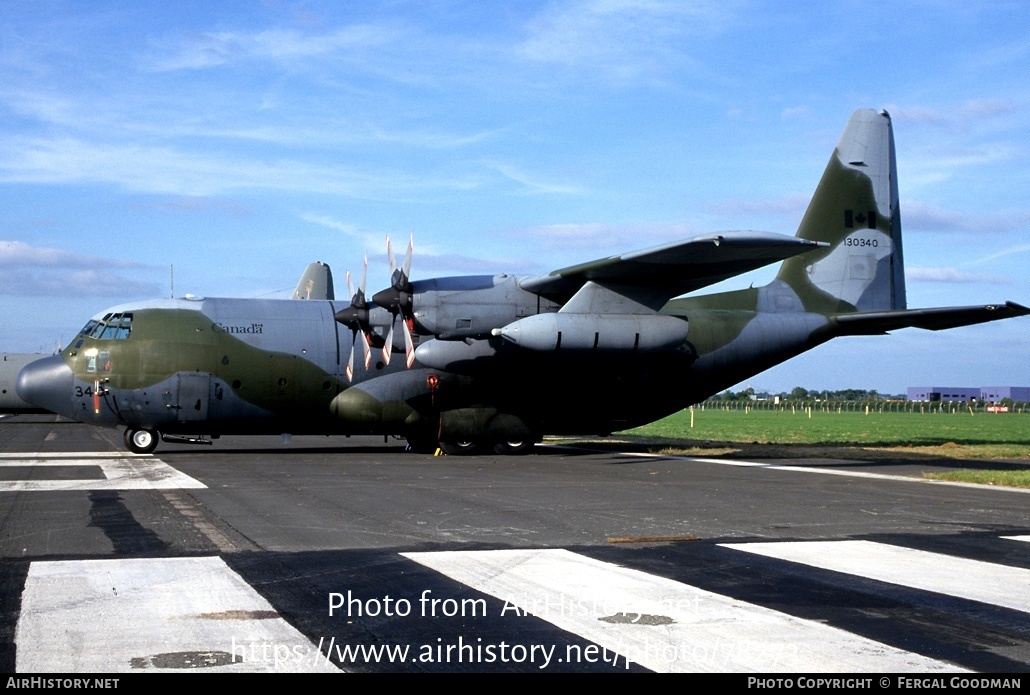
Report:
1,1,1027,394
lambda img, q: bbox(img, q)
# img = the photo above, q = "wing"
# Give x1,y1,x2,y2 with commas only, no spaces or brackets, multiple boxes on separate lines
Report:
519,231,826,311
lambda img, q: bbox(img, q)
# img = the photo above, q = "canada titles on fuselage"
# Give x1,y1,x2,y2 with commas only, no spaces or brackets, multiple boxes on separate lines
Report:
212,323,265,335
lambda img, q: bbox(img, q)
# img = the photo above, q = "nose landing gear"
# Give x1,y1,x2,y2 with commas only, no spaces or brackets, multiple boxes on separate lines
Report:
124,427,159,454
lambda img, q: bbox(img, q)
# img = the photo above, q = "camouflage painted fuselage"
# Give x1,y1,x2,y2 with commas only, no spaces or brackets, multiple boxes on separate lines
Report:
14,110,1028,453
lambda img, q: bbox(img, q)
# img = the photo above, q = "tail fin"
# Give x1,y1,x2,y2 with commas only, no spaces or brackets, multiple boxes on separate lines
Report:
292,261,335,300
777,109,906,314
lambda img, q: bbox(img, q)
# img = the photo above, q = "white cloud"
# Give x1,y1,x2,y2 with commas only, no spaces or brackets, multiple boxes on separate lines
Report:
903,200,1030,234
522,221,702,251
707,193,811,218
144,25,405,72
516,0,736,85
907,267,1010,284
491,163,586,196
0,241,153,270
0,136,481,199
886,100,1020,127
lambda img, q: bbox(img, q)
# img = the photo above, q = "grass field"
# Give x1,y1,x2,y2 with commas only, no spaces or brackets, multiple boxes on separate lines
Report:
626,408,1028,448
615,407,1030,487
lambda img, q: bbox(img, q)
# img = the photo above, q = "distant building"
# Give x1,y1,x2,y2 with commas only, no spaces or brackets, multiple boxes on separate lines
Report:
980,387,1030,402
907,387,979,402
907,386,1030,402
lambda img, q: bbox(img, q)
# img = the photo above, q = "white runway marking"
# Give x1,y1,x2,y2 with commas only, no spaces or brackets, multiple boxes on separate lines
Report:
403,548,962,673
16,556,339,673
554,447,1030,494
0,453,205,491
721,540,1030,614
1003,535,1030,543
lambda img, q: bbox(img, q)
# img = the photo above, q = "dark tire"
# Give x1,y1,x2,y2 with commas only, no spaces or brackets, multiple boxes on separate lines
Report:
493,440,535,456
124,428,159,454
438,440,482,456
405,433,439,454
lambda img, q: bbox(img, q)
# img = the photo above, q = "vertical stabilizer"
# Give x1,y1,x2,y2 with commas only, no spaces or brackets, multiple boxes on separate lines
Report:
293,261,336,300
777,109,906,313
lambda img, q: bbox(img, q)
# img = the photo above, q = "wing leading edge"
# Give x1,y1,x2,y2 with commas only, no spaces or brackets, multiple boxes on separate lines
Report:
520,231,827,310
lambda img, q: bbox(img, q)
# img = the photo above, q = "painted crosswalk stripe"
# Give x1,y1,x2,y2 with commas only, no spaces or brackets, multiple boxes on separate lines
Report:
721,540,1030,614
0,454,205,491
16,556,339,672
403,548,962,672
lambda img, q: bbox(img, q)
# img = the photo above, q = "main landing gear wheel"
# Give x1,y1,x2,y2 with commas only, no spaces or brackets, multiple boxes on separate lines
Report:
493,440,535,456
438,440,482,456
124,427,159,454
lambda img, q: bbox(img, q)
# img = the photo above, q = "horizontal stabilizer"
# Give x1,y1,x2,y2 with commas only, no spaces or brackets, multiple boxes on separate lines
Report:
522,231,826,310
834,301,1030,335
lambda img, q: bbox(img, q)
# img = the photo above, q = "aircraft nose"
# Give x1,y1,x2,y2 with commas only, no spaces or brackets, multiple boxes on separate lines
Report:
16,355,74,417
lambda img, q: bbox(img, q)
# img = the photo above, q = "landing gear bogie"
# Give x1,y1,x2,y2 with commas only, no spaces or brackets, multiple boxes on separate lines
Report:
435,437,538,456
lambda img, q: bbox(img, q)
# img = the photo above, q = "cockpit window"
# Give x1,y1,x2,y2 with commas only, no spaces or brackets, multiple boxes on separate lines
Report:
79,320,99,336
87,313,133,341
115,314,132,339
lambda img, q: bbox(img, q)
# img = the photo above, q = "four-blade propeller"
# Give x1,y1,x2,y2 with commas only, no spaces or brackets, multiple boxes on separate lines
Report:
334,257,371,382
334,235,416,381
372,234,416,370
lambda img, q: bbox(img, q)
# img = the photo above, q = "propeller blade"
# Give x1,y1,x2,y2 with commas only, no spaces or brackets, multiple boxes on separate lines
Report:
345,336,356,382
382,320,394,365
401,233,413,283
386,235,397,276
403,317,415,368
359,329,372,369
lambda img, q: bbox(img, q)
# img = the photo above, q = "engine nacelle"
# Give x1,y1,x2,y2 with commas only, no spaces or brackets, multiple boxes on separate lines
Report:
414,337,514,372
492,313,689,352
411,275,560,339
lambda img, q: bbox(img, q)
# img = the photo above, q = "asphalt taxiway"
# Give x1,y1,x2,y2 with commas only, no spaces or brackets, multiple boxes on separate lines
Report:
1,415,1028,672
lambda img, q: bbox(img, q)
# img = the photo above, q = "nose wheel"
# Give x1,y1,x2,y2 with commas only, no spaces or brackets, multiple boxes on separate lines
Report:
124,427,159,454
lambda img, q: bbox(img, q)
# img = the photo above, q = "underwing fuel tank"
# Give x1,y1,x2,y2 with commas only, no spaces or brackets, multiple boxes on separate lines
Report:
492,314,689,352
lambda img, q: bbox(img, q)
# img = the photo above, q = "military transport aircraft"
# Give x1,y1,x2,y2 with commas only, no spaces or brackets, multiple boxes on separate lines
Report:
14,109,1029,455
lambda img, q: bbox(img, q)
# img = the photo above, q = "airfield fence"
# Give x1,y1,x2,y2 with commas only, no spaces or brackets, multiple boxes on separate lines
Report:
699,400,1029,415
